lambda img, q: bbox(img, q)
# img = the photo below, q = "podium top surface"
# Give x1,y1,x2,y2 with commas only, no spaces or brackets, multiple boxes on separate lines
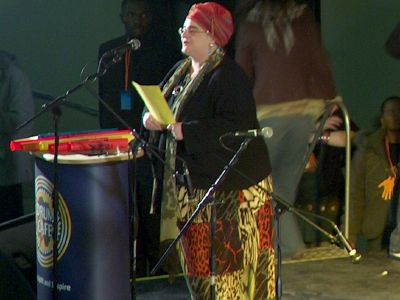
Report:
10,129,135,155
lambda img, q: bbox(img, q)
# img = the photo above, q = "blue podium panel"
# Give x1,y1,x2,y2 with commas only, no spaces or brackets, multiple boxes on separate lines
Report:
35,157,131,300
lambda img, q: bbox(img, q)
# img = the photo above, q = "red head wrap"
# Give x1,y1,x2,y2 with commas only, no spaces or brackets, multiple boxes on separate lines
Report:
187,2,233,47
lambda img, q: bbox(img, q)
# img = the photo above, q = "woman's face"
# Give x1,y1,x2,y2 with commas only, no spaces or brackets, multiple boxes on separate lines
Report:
179,19,213,61
381,100,400,131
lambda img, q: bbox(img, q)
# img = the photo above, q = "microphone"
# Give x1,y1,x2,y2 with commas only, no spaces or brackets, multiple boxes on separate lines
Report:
229,127,274,138
103,38,141,58
334,225,361,263
98,39,141,73
183,163,195,200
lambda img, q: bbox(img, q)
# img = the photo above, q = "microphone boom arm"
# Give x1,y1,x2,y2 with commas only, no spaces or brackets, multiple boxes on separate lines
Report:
225,159,361,263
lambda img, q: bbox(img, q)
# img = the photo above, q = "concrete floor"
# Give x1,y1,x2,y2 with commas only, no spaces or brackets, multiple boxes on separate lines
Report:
135,248,400,300
281,251,399,300
3,211,398,299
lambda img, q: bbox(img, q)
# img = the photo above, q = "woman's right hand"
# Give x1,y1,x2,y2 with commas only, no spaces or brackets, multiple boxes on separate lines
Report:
143,112,163,131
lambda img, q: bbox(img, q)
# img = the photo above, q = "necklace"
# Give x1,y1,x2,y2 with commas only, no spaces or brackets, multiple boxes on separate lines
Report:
172,73,191,97
385,137,397,179
378,137,398,201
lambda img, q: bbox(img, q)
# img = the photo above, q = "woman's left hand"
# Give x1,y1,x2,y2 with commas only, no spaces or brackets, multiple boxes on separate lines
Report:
167,122,184,140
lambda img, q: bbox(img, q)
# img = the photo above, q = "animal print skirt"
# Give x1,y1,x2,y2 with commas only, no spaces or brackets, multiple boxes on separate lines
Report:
176,176,276,300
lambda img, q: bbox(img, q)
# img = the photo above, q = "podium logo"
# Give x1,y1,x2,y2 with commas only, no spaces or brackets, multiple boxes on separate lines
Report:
36,175,72,268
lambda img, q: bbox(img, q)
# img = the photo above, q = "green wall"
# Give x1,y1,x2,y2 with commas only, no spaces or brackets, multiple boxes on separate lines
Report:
322,0,400,129
0,0,122,133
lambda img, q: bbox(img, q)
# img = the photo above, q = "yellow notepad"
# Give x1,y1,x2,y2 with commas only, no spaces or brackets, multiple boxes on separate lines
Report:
132,81,175,126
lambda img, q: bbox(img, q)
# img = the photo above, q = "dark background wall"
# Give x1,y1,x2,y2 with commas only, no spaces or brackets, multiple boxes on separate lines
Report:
1,0,121,133
322,0,400,129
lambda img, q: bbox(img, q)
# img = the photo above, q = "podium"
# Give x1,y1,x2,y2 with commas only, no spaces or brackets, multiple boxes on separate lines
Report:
11,130,138,299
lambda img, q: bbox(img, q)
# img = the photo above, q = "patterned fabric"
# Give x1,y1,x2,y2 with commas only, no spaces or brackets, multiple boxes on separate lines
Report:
245,1,306,54
159,49,224,242
176,177,276,299
187,2,233,47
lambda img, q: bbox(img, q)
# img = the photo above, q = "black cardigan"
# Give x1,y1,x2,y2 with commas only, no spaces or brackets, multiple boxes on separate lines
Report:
159,56,271,191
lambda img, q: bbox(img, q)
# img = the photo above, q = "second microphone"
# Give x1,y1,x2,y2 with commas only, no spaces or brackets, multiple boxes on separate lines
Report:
226,126,274,138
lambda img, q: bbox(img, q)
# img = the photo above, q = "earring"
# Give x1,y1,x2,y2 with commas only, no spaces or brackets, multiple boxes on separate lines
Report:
208,43,216,56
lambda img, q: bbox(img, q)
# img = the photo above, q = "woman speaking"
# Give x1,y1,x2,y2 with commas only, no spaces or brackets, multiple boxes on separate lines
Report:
143,2,276,299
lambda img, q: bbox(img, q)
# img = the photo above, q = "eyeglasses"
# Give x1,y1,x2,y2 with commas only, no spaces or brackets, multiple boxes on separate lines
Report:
178,26,207,36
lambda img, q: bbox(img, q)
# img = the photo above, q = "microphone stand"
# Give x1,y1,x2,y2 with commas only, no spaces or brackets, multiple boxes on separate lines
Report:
18,87,77,300
150,137,254,300
274,203,284,300
16,50,144,300
82,52,164,300
51,107,61,300
32,90,99,117
78,55,146,300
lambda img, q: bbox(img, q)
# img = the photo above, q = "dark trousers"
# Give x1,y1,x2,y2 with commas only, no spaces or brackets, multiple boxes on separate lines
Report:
0,184,23,224
134,158,161,277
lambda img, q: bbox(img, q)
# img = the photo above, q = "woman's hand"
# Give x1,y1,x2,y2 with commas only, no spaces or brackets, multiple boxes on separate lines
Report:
167,122,184,140
143,112,163,131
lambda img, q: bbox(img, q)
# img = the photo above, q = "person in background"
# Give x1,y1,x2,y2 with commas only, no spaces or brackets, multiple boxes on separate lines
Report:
234,0,337,259
0,50,34,223
349,96,400,260
98,0,179,130
143,2,276,299
98,0,179,277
